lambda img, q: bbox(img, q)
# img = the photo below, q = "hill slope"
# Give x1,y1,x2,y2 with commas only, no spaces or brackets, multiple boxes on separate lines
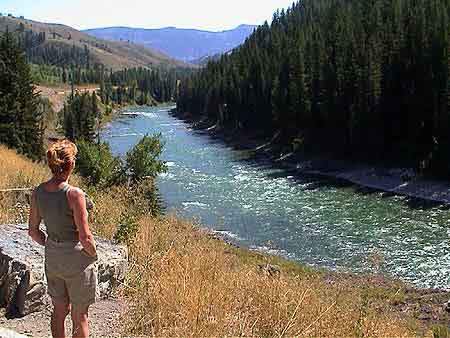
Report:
0,16,187,70
83,25,256,62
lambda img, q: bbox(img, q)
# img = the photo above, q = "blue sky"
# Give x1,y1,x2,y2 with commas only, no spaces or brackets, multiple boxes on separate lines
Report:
0,0,295,31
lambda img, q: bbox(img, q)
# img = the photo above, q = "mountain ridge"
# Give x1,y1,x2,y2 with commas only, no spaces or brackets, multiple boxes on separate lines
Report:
83,24,256,62
85,24,255,33
0,16,188,70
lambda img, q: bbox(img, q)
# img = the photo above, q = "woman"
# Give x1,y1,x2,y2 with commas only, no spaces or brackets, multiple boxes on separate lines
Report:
28,139,98,338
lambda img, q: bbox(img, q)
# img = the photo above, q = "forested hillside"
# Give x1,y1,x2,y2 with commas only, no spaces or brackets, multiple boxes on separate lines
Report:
0,16,186,72
101,67,195,105
177,0,450,176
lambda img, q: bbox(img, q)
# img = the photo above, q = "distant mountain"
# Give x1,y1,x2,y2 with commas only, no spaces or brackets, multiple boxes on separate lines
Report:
0,16,187,70
83,25,256,62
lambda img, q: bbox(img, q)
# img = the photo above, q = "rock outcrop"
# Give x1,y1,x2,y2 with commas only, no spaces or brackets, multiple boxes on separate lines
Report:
0,224,127,318
0,327,28,338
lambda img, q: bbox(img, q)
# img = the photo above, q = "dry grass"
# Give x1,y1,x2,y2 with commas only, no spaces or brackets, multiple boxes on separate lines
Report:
88,185,139,239
86,186,128,239
0,145,50,189
0,144,50,223
125,215,418,337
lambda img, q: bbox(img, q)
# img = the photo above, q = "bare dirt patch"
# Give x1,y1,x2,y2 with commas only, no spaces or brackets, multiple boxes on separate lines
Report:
0,297,126,338
36,85,100,114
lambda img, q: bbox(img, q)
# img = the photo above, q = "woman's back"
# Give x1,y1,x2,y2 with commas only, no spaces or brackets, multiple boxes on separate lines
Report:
29,139,98,338
35,182,79,242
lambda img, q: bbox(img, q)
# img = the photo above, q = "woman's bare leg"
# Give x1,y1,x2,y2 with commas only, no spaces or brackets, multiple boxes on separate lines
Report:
71,305,89,338
51,299,70,338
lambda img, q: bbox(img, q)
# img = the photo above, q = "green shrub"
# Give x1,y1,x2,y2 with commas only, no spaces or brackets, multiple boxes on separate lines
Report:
125,134,167,183
76,134,168,188
76,135,167,225
114,213,139,244
75,140,124,187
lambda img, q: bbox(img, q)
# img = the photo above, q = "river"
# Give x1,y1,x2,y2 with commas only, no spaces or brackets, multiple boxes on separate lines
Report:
101,105,450,289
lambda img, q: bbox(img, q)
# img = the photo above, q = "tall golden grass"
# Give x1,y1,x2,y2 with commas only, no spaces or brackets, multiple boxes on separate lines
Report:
0,144,50,223
0,145,429,337
125,215,417,337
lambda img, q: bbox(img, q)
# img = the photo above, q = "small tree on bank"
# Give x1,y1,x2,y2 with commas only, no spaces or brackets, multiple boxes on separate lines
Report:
126,134,168,183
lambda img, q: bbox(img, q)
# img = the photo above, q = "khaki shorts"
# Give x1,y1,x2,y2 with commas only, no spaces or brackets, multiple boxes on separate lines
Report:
45,239,98,309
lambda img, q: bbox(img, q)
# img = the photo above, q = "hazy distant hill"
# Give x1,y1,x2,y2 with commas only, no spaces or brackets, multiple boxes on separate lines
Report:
0,16,187,70
83,25,256,62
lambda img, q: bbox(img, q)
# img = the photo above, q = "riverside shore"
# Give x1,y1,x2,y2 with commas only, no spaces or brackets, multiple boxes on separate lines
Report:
172,110,450,207
295,164,450,205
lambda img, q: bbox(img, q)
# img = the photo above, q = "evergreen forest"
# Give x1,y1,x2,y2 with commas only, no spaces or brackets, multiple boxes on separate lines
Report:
177,0,450,176
100,67,193,106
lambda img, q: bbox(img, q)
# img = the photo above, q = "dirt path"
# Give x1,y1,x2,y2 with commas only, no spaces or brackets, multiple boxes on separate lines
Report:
36,85,100,113
0,297,126,338
36,86,68,114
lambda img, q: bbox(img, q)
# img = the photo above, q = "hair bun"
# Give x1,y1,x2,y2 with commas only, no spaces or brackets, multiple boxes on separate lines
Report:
46,140,78,175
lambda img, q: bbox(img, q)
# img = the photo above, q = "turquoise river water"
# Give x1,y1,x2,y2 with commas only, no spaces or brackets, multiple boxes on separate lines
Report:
101,106,450,289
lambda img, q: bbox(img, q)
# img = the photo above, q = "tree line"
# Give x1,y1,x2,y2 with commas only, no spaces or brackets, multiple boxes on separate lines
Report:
177,0,450,176
99,67,192,106
62,91,100,144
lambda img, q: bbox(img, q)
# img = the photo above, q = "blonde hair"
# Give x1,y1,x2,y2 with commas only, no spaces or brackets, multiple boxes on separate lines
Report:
46,140,78,175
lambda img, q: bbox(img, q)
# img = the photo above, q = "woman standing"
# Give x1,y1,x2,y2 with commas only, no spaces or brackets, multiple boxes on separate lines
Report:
28,140,98,338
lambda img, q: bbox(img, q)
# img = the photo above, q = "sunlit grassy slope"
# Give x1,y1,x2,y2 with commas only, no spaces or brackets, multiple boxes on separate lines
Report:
0,144,438,337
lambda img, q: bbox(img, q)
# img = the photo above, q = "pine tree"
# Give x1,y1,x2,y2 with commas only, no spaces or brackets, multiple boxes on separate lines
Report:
0,30,43,159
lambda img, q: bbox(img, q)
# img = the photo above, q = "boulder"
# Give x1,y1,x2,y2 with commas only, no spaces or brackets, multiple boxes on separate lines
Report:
0,327,28,338
0,224,127,318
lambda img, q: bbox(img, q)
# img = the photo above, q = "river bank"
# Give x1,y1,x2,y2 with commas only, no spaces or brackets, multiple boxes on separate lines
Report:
171,110,450,207
2,136,450,336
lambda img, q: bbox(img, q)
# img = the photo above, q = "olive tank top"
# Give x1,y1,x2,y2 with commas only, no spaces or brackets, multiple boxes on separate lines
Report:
35,183,79,242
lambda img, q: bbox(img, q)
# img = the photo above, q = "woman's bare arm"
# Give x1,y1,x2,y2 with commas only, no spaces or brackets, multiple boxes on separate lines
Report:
68,187,97,257
28,189,46,246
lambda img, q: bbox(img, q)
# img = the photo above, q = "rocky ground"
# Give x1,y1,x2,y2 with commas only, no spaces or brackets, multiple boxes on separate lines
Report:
0,296,126,338
0,224,128,338
297,164,450,205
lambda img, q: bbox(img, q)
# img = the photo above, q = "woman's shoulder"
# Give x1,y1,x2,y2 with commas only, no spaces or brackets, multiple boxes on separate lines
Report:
33,182,47,194
67,185,85,197
66,186,94,211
